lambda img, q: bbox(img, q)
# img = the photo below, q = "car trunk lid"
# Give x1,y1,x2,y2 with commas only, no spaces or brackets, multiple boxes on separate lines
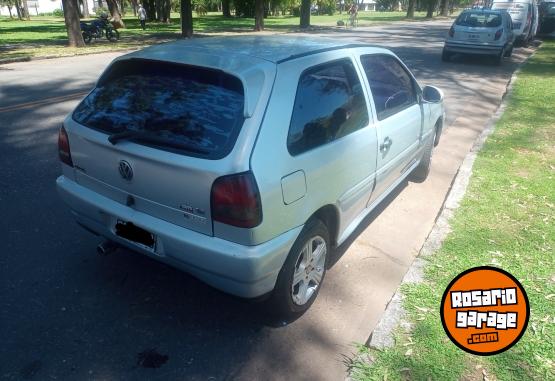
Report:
68,59,247,236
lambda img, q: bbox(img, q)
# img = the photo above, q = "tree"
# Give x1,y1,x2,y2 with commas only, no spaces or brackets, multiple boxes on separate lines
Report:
439,0,448,16
0,0,16,17
81,0,90,17
254,0,264,30
21,0,30,19
299,0,310,28
106,0,125,28
62,0,86,47
222,0,231,17
406,0,415,18
181,0,193,37
424,0,436,18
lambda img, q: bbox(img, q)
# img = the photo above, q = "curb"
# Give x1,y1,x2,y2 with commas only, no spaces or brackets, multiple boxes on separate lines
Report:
364,45,539,352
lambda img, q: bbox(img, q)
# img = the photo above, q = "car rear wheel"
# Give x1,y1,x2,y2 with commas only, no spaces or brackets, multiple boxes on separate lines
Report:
441,48,451,62
504,45,513,57
270,219,329,319
494,47,505,65
410,128,436,183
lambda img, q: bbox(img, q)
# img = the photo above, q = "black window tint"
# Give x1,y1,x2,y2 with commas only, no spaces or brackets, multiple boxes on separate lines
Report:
455,12,502,27
287,59,369,156
361,55,417,121
73,59,245,159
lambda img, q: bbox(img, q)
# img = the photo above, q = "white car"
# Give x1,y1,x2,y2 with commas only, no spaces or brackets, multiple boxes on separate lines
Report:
443,9,515,64
492,0,539,44
57,37,445,317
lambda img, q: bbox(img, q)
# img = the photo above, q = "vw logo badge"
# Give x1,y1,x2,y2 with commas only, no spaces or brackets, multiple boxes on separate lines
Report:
118,160,133,181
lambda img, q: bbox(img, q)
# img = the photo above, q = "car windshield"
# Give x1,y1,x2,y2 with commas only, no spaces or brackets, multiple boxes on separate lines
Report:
456,12,503,27
73,59,245,159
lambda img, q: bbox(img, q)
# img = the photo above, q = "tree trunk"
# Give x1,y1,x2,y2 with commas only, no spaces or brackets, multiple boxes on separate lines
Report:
181,0,193,37
7,5,14,18
156,0,162,21
22,0,30,19
299,0,310,28
146,0,156,21
82,0,90,17
62,0,86,47
406,0,415,18
425,0,435,18
254,0,264,30
439,0,448,16
163,0,170,22
15,0,22,20
222,0,230,17
106,0,125,27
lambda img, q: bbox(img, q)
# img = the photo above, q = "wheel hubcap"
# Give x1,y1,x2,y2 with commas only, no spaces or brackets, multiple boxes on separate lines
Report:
291,236,326,306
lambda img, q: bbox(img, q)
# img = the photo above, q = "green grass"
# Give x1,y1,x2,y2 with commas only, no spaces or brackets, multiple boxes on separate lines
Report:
0,11,428,61
352,40,555,381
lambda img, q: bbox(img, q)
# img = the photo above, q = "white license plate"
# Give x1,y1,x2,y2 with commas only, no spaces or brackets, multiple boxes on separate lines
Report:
468,34,480,40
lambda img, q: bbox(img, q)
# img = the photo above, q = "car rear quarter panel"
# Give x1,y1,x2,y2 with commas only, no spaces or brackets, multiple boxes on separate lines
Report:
248,50,381,247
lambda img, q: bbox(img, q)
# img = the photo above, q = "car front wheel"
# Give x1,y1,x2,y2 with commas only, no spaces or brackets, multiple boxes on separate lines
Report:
270,219,329,319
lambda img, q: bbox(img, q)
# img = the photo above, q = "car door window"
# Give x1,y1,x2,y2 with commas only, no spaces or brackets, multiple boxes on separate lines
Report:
360,55,418,121
287,59,369,156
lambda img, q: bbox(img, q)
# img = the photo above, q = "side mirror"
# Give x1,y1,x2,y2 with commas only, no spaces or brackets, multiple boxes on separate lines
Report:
422,85,443,103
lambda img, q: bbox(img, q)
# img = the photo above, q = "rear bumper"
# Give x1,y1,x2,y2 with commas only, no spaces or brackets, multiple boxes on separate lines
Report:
56,175,302,298
444,41,505,56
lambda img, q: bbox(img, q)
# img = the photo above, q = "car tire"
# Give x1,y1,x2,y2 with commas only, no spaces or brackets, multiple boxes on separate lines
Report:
504,45,513,57
410,128,436,183
495,47,505,65
269,219,329,319
441,48,451,62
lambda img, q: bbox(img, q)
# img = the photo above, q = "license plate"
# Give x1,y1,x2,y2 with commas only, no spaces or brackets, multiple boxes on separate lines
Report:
115,220,156,249
468,33,480,40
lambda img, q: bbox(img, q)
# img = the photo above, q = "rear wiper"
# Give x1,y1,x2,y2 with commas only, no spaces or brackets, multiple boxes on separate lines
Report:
108,130,209,155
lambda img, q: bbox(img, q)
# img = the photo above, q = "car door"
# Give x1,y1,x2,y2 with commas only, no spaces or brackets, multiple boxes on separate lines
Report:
358,54,423,205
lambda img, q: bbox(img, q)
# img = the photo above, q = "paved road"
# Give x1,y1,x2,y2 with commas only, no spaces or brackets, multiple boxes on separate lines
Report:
0,20,534,381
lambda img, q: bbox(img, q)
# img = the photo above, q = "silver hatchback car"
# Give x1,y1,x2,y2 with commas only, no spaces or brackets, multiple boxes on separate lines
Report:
57,36,444,316
443,9,515,64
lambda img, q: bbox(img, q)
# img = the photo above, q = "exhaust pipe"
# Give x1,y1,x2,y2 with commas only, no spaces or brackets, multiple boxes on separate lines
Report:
97,240,118,256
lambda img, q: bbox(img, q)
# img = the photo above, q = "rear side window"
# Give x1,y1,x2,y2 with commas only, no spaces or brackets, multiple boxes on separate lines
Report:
361,54,418,121
287,59,369,156
73,59,245,159
456,12,503,27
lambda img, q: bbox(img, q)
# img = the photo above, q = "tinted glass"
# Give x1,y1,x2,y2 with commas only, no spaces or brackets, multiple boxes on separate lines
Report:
456,12,503,27
287,59,369,156
73,59,245,159
361,55,417,121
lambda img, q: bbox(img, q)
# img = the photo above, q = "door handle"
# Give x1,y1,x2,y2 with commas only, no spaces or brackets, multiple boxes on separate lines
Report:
380,137,392,152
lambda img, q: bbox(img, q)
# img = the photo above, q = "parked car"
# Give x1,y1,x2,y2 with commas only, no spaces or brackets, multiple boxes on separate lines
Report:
443,9,515,64
56,37,444,317
539,1,555,34
491,0,539,44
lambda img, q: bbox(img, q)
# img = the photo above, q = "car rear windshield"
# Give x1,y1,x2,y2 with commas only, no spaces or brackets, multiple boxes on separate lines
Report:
73,59,245,159
456,12,503,27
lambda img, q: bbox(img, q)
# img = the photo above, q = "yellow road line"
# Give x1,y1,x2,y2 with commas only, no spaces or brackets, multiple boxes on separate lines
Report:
0,91,89,114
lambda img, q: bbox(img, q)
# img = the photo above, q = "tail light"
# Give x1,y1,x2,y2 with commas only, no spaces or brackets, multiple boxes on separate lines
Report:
58,125,73,167
211,172,262,228
494,28,503,40
449,26,455,37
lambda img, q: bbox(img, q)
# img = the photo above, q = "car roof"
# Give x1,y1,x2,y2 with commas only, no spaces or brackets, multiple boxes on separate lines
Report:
125,35,388,64
461,9,505,14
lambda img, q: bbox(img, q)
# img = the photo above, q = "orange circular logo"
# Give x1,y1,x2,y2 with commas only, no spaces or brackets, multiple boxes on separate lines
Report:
441,266,529,356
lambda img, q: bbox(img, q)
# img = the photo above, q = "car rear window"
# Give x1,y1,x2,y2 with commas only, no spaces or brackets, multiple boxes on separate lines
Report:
456,12,503,27
73,59,245,159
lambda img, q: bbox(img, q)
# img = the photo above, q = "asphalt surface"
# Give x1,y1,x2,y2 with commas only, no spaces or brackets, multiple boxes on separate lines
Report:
0,19,535,381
